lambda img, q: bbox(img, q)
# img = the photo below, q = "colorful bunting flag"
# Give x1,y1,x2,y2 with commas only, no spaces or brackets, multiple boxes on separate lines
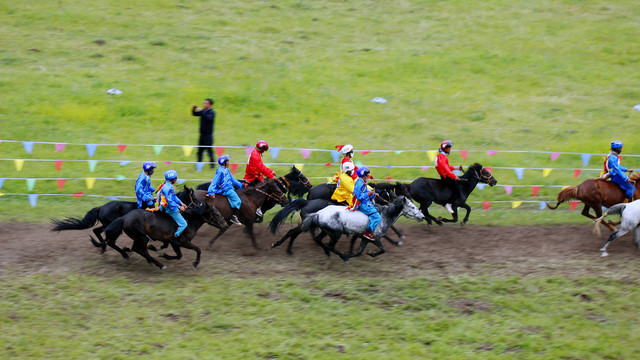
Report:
270,147,281,159
476,183,486,190
119,161,132,166
177,179,187,185
482,201,491,211
459,150,469,161
514,168,524,180
116,144,127,153
245,147,253,157
385,176,393,181
294,164,305,171
116,175,126,181
542,169,552,177
85,144,97,157
503,185,513,195
22,141,34,154
230,163,239,174
486,150,498,156
164,161,171,166
72,192,84,197
152,145,163,155
573,169,582,179
426,150,438,162
325,163,333,166
86,178,96,189
214,146,225,158
195,162,205,172
14,159,24,171
539,201,546,210
330,150,340,163
55,143,66,152
511,201,522,209
108,196,120,201
361,151,371,156
581,153,591,167
56,179,66,190
485,167,492,173
300,149,312,159
570,201,580,211
28,194,38,208
0,178,4,189
394,151,404,155
355,160,364,168
550,152,560,161
531,186,541,196
421,166,429,171
26,179,36,191
182,146,194,157
88,160,98,173
453,169,461,176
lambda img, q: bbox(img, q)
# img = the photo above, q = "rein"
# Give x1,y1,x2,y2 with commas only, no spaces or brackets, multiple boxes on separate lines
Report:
254,186,287,204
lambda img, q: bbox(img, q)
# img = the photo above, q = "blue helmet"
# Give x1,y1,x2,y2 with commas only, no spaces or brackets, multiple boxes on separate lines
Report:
164,170,178,181
218,155,231,166
611,140,624,150
143,161,157,171
356,166,370,178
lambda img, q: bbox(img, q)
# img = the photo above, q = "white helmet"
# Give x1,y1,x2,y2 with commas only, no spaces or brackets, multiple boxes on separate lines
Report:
342,161,355,173
341,144,354,155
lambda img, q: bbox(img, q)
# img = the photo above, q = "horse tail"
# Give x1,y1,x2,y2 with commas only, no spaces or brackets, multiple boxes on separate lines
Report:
51,206,100,232
300,213,319,232
268,198,308,234
546,186,578,210
104,216,125,242
593,203,626,236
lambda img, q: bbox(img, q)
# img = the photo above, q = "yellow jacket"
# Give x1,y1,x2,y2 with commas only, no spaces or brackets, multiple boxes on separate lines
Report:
331,172,356,206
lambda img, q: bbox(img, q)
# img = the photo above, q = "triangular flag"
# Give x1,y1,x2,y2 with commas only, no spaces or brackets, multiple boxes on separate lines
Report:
542,169,552,177
570,201,580,211
561,186,569,190
152,145,163,155
486,150,498,156
361,151,371,156
116,175,126,181
387,165,393,169
55,143,66,152
426,150,438,162
511,201,522,209
28,194,38,208
453,169,461,176
56,179,66,190
22,141,34,154
294,164,305,171
476,184,486,190
325,162,333,166
503,185,513,195
116,144,127,153
485,167,493,173
119,161,132,166
26,179,36,191
355,160,364,167
459,150,468,161
330,150,340,163
580,153,591,167
85,144,97,157
72,192,84,197
550,152,560,161
300,149,312,159
230,163,239,174
573,169,582,179
0,178,4,189
195,162,205,172
108,196,120,201
86,178,96,189
88,160,98,172
245,147,254,157
385,176,393,181
421,166,429,171
539,201,546,210
214,146,225,158
182,146,194,157
514,168,524,180
394,151,404,155
54,160,63,172
270,147,281,159
482,201,491,211
14,159,24,171
531,186,541,196
177,179,187,185
164,161,171,166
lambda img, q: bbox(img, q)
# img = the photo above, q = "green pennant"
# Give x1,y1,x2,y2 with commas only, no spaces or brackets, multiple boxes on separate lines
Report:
88,160,99,173
152,145,163,155
116,175,127,181
394,150,404,155
26,178,36,191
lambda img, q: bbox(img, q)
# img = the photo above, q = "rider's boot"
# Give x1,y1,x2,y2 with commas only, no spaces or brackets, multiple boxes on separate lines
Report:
255,206,263,223
170,234,182,246
230,208,242,225
444,203,454,213
363,231,375,241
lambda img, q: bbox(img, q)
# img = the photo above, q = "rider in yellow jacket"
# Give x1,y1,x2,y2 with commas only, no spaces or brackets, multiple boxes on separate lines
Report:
331,162,356,207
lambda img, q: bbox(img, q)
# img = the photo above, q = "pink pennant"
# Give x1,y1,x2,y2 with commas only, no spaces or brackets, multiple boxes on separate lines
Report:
459,150,469,161
385,176,393,181
531,186,541,197
482,201,491,211
55,143,66,152
116,144,127,153
503,185,513,195
300,149,312,159
245,147,254,157
72,192,84,197
421,166,429,171
573,169,582,179
486,150,498,156
54,160,63,172
550,152,560,161
570,201,580,211
325,162,333,166
215,147,225,158
361,151,371,156
230,163,239,174
164,161,171,166
56,179,66,190
485,167,493,173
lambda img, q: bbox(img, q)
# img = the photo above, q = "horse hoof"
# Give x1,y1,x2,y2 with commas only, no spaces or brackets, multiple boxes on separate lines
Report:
161,265,167,270
600,252,608,257
400,235,406,240
396,241,403,247
343,259,350,264
191,263,198,270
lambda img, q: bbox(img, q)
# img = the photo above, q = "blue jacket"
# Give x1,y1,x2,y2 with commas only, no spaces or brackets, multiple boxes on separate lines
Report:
134,171,155,207
353,178,375,208
607,152,629,181
208,166,243,195
159,182,182,212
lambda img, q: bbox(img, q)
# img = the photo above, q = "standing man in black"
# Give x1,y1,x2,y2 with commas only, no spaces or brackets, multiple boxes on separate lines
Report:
192,98,216,168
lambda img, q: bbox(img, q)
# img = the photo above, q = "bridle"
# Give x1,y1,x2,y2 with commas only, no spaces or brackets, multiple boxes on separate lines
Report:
474,166,494,183
254,182,288,204
288,170,312,188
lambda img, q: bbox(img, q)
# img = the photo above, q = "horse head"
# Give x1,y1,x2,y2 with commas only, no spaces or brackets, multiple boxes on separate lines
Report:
466,163,497,187
394,182,412,199
398,196,424,221
289,166,312,189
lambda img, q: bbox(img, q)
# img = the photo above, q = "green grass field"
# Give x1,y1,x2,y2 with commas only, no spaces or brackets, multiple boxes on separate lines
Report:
2,0,640,358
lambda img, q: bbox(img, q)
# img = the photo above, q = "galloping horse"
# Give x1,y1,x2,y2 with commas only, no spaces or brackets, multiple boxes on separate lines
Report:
409,163,497,225
546,173,640,232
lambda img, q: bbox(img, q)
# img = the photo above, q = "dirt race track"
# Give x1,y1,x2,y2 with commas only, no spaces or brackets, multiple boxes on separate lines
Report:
1,222,639,280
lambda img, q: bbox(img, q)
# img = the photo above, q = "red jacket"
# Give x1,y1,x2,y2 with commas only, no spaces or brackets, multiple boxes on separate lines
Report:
341,156,359,180
244,148,275,182
435,151,457,179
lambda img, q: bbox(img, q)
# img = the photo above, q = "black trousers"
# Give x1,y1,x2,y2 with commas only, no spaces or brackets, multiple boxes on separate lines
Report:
197,134,214,163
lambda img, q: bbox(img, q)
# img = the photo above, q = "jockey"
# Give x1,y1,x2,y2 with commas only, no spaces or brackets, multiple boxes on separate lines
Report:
605,140,635,202
208,155,243,225
353,167,381,241
336,144,359,180
244,140,277,218
135,161,157,209
331,161,356,207
159,170,188,244
435,140,463,214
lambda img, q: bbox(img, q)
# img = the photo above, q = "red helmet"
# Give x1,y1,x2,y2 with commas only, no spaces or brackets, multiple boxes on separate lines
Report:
256,140,269,152
440,140,453,150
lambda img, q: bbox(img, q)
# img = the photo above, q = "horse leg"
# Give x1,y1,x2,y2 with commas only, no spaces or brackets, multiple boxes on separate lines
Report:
584,205,617,232
208,227,230,249
367,239,386,258
181,241,202,269
105,234,129,259
383,235,401,247
131,237,166,269
349,235,359,255
325,233,350,263
599,231,619,257
285,228,304,255
460,203,471,225
634,226,640,250
389,225,405,240
161,244,183,260
90,225,107,251
313,231,332,257
353,237,370,257
271,228,294,248
244,223,260,250
439,207,459,223
420,203,440,226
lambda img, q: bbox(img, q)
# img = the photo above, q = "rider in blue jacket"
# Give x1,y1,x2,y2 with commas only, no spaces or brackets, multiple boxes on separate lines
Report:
135,161,157,209
353,167,381,241
207,155,243,225
159,170,188,244
606,140,635,202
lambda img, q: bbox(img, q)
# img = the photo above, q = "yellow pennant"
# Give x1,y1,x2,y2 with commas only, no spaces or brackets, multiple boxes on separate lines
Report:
294,164,304,171
182,146,194,157
511,201,522,209
561,186,569,190
14,159,25,171
0,192,3,196
426,150,438,162
542,169,552,177
86,177,96,189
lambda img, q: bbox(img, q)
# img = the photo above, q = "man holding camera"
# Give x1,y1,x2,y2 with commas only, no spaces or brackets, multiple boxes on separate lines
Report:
192,98,216,168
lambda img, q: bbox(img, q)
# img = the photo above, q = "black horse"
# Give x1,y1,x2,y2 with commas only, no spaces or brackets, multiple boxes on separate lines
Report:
409,163,497,225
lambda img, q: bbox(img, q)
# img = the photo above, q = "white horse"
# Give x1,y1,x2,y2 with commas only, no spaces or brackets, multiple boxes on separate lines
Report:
594,200,640,257
300,196,424,262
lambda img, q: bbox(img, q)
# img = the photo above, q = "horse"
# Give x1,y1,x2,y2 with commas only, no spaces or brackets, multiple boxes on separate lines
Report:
594,201,640,257
99,187,222,269
409,163,497,226
546,174,640,232
300,196,425,262
192,178,289,249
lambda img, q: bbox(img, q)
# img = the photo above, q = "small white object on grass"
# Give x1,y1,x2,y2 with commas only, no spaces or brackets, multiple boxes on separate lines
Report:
633,104,640,112
106,88,123,95
371,97,387,104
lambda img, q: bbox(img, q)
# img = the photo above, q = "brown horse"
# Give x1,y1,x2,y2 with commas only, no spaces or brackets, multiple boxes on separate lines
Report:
546,174,640,231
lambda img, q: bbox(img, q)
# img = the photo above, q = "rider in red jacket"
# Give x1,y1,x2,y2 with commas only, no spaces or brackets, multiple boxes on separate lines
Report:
244,140,276,219
435,140,463,214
